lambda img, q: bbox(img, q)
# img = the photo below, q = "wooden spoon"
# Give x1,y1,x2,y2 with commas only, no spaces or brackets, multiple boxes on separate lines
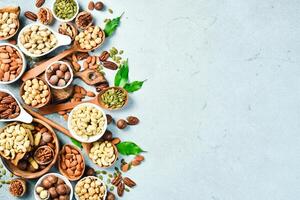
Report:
0,6,20,40
21,27,105,81
38,87,128,114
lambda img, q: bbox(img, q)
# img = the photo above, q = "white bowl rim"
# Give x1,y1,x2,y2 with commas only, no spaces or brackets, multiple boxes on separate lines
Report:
52,0,79,23
45,60,74,90
68,102,107,143
17,23,71,58
74,176,107,200
34,172,74,200
0,43,26,84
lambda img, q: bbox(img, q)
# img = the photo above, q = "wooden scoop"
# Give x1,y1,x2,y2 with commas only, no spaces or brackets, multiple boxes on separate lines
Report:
38,87,128,114
0,6,20,40
74,68,107,85
21,27,105,81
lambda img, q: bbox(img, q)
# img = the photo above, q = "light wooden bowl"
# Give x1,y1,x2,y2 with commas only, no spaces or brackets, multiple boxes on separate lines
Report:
1,118,60,179
0,6,20,40
58,144,85,181
97,87,129,111
82,140,118,168
20,77,52,108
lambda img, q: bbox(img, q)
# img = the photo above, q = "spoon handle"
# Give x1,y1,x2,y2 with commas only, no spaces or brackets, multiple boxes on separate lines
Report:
38,97,97,115
23,105,73,138
21,47,76,81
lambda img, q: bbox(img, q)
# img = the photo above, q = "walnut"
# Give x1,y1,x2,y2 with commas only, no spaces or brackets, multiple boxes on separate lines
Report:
37,7,53,25
75,11,93,30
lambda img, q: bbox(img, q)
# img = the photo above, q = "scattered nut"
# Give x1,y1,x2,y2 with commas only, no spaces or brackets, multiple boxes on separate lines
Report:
126,116,140,125
95,1,104,11
58,22,78,41
37,7,54,25
117,119,127,129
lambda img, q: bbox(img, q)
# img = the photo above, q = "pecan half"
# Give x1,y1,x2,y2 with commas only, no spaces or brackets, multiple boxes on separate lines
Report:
99,51,110,61
102,61,118,70
35,0,45,8
123,177,136,188
117,182,124,197
24,11,37,21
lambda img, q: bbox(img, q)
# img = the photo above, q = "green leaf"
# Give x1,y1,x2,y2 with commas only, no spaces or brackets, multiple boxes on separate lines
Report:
116,141,145,156
114,60,129,87
70,138,82,148
104,14,123,37
124,80,145,93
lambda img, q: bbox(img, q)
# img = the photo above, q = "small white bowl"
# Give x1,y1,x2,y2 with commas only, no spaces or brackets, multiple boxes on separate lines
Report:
74,176,107,200
68,103,107,143
45,61,74,90
0,43,26,84
17,23,71,58
0,89,33,123
34,173,73,200
52,0,79,23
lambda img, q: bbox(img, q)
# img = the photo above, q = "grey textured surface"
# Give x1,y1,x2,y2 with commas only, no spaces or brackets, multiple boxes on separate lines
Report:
1,0,300,199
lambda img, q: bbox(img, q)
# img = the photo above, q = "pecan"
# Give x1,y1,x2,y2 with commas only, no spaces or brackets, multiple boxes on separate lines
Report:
76,11,93,30
76,52,89,61
0,105,8,112
24,11,38,21
35,0,45,8
117,181,124,197
96,83,109,92
102,61,118,70
1,96,14,104
111,173,122,186
99,51,110,61
123,177,136,188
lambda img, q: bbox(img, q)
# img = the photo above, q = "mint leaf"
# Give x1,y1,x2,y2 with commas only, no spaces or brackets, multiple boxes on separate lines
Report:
70,138,82,148
114,59,129,87
104,14,123,37
124,80,145,93
116,141,145,155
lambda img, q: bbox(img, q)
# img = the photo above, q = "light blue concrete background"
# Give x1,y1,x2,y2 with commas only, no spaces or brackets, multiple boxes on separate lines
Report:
0,0,300,199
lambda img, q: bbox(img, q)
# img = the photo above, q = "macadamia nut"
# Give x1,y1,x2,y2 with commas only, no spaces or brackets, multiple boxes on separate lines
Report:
74,26,104,50
22,78,50,107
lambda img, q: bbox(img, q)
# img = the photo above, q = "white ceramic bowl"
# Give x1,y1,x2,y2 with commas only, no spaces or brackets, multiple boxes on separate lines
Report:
68,103,107,143
34,173,73,200
45,61,74,90
0,43,26,84
52,0,79,23
74,176,107,200
17,23,71,58
0,89,33,123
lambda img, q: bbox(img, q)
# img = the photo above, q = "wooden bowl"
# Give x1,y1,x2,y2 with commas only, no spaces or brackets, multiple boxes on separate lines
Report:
58,144,85,181
82,140,118,168
1,118,59,179
9,178,26,197
97,87,129,111
0,6,20,41
20,77,52,108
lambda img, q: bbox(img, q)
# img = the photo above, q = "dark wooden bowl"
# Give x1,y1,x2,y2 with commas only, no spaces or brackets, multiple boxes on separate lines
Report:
58,144,85,181
20,77,52,108
1,118,59,179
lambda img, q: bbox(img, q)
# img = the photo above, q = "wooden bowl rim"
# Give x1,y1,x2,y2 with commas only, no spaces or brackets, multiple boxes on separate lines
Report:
97,86,128,111
1,118,60,179
58,144,85,181
20,77,52,108
83,140,119,168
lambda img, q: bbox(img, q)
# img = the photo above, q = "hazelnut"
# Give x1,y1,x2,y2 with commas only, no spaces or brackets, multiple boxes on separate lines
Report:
42,178,52,189
106,114,113,125
64,71,71,81
57,178,64,185
117,119,127,129
57,79,66,87
42,132,53,143
102,130,112,140
56,184,67,195
85,166,95,176
47,175,58,184
48,187,58,198
56,70,64,78
59,64,68,72
95,1,104,10
106,191,116,200
17,160,28,170
59,195,69,200
49,75,59,85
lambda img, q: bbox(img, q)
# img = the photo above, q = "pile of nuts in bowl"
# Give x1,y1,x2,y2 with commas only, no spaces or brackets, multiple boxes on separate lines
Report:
75,26,104,50
59,145,85,180
21,78,50,108
53,0,78,21
89,141,117,167
0,44,24,83
46,61,73,89
75,176,106,200
0,10,18,39
100,87,128,110
35,174,71,200
0,123,32,159
69,104,106,141
19,24,57,55
0,91,20,119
